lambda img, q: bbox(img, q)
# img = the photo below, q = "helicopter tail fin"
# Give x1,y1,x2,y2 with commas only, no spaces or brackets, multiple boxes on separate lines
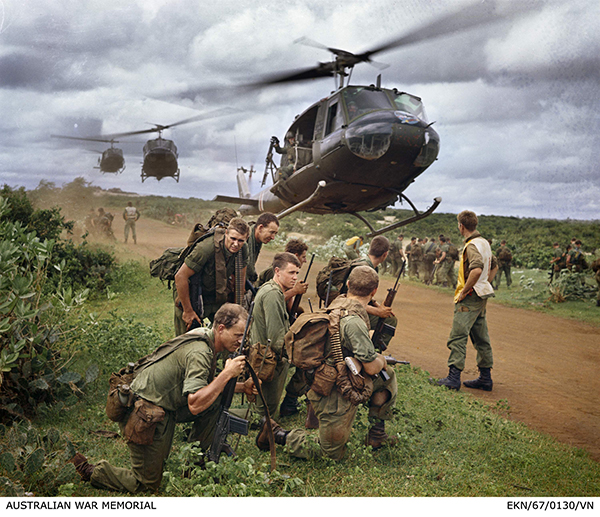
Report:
237,169,251,199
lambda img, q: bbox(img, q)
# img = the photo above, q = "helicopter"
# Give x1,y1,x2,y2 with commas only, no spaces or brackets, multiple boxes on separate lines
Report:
50,135,126,174
201,1,535,237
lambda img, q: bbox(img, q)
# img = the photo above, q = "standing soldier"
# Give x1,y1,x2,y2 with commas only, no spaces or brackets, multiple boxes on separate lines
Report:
344,236,363,260
273,132,297,181
592,257,600,307
433,211,498,391
446,237,459,289
96,208,115,240
405,237,418,279
549,242,564,283
387,234,405,276
173,218,249,336
255,266,398,459
566,240,586,272
246,212,280,285
494,240,513,289
434,237,450,287
250,252,301,418
422,237,438,284
123,201,140,244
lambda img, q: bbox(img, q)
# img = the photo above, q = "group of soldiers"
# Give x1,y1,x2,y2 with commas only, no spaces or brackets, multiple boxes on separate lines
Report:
83,201,141,244
70,209,500,494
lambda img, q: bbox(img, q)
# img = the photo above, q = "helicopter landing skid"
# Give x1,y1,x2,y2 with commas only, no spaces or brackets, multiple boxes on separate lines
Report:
358,195,442,238
276,180,327,220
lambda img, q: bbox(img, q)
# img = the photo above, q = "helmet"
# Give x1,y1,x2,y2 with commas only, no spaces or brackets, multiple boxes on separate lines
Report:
285,131,294,140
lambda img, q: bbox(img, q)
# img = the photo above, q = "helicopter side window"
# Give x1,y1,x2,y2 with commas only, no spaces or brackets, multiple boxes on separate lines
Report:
325,101,342,136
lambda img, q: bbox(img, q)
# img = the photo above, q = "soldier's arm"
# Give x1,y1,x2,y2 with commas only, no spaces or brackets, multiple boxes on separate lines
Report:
174,263,203,329
262,290,288,354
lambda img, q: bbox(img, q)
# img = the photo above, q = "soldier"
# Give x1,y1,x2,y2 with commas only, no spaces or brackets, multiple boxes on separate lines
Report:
273,132,297,181
173,218,249,336
69,304,257,493
386,234,405,277
250,252,301,418
84,208,97,236
422,237,438,284
96,207,115,240
344,235,363,260
434,236,450,287
246,212,280,285
255,266,398,459
405,236,418,279
592,257,600,307
123,201,140,244
494,240,513,289
433,211,498,391
549,242,564,283
446,237,459,288
567,240,586,272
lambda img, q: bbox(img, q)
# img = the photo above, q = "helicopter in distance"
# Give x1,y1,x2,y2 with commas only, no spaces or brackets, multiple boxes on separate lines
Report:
54,108,233,183
50,135,126,174
186,1,535,237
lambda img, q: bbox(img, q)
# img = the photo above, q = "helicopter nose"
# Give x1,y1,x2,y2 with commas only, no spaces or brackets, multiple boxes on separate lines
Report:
344,121,392,160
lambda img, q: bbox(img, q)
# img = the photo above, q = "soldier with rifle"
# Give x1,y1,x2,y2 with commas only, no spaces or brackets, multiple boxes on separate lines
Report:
69,304,258,493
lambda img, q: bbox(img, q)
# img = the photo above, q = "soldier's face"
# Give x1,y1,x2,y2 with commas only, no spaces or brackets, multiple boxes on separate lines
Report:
296,250,307,266
275,262,299,291
255,222,279,244
225,229,247,254
217,319,246,353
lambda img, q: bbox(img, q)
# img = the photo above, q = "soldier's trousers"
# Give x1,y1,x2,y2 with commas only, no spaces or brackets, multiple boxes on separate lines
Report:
286,367,397,460
124,220,136,243
285,367,310,399
408,261,419,279
495,263,512,288
256,356,290,419
446,293,493,371
435,262,452,286
90,401,220,493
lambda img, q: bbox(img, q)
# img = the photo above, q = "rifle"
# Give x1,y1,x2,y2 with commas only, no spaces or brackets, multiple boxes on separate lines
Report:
371,260,405,352
289,253,315,324
207,302,254,463
324,270,333,308
262,137,278,187
371,356,410,382
384,355,410,366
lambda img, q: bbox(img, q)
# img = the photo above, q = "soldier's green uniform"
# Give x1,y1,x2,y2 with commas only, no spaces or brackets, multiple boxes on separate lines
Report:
435,243,452,286
274,139,296,180
422,240,438,284
567,246,585,273
494,244,513,288
257,264,275,287
285,298,397,460
250,279,290,418
90,329,222,493
593,259,600,306
174,230,249,336
405,241,418,279
387,238,404,276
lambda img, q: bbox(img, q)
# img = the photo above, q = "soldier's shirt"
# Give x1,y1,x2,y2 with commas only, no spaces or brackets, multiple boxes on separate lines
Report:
131,330,216,412
340,315,378,364
181,233,249,303
462,232,498,274
257,265,275,287
250,279,289,355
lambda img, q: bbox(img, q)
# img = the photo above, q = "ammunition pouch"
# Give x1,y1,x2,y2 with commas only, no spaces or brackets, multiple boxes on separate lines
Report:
105,367,135,423
123,398,166,445
248,342,277,382
309,363,337,397
335,362,373,406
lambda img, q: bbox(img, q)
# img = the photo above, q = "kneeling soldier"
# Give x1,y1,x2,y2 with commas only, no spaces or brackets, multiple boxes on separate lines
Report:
70,304,257,493
256,266,397,460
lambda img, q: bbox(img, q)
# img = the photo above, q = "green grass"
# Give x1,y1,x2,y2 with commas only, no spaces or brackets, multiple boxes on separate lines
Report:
2,248,599,497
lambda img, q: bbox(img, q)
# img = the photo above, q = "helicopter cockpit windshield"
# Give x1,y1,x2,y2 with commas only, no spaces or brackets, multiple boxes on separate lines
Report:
343,87,392,121
389,91,428,124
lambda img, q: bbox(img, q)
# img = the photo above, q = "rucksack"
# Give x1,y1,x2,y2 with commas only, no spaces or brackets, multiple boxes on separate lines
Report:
410,243,423,259
447,244,459,261
497,246,512,262
149,208,239,288
315,257,367,305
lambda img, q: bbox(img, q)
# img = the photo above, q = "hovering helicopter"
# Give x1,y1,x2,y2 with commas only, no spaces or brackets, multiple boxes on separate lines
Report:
203,1,535,236
50,135,126,174
54,109,232,183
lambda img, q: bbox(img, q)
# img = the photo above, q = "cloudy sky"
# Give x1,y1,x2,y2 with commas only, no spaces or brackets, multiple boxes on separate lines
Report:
1,0,598,220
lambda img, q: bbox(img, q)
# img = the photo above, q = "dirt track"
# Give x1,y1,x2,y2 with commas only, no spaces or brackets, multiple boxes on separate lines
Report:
106,216,600,461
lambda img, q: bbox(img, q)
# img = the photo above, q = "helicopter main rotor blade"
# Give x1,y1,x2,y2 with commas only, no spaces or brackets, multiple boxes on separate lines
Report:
51,134,120,144
360,0,538,60
251,64,336,86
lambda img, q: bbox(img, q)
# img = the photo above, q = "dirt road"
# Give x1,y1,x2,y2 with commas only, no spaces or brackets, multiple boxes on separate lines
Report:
105,216,600,461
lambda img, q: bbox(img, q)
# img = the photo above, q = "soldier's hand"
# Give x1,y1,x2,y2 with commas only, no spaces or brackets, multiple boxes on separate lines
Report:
291,281,308,296
224,355,246,379
183,309,202,330
377,306,394,318
242,378,259,402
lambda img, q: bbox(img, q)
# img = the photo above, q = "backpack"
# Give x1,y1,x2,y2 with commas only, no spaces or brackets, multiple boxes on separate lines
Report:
497,246,512,262
315,257,367,305
447,244,459,261
410,243,423,259
149,208,238,288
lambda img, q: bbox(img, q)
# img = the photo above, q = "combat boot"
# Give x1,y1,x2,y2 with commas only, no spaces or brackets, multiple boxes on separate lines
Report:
256,416,289,451
463,367,493,391
279,394,299,417
431,365,461,390
305,401,319,429
365,421,397,449
69,452,95,482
